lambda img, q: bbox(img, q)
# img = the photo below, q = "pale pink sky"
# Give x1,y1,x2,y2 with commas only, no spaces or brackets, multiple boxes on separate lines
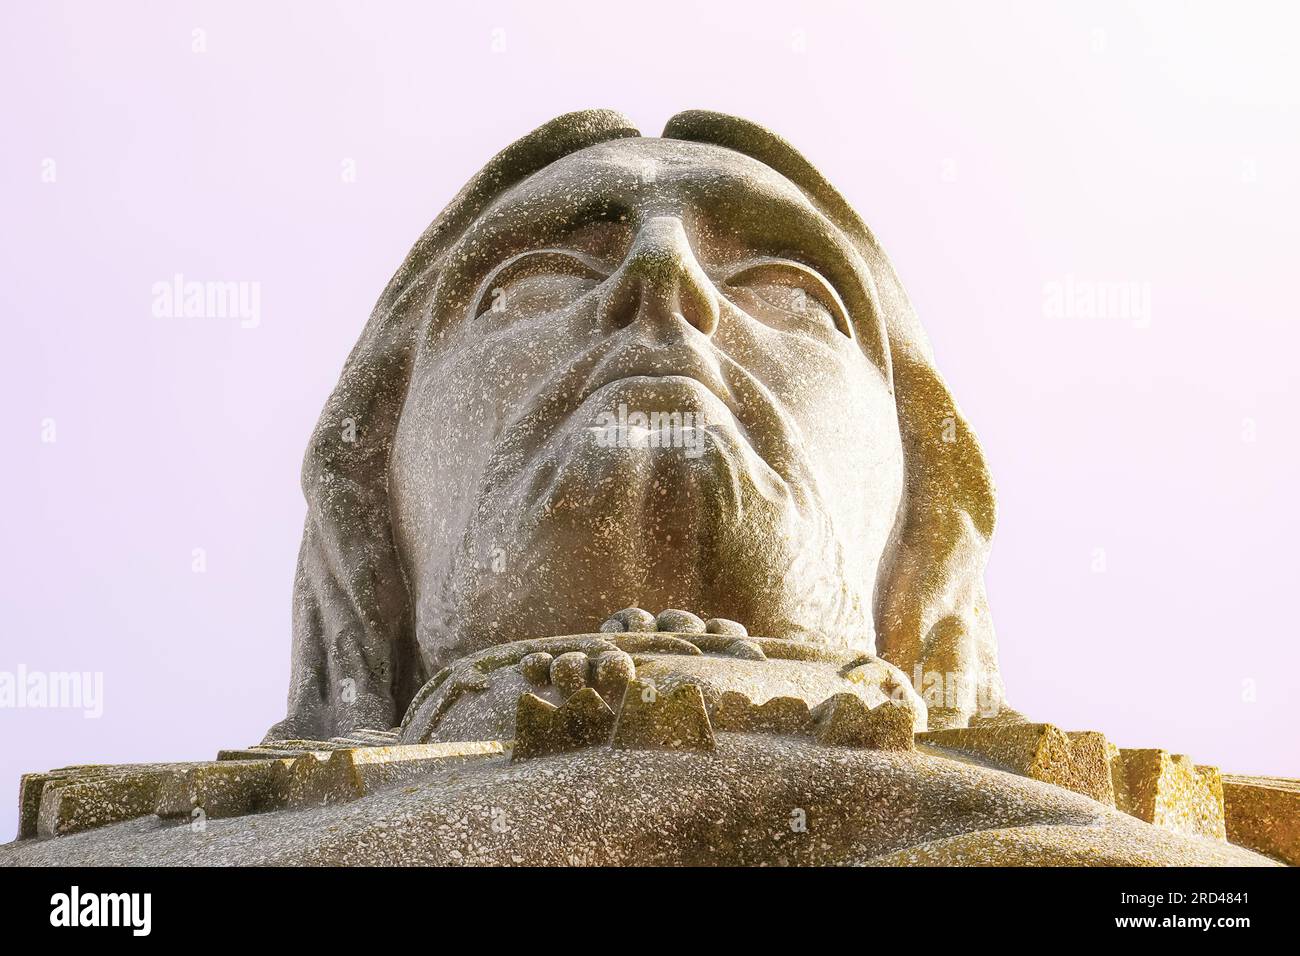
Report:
2,1,1298,841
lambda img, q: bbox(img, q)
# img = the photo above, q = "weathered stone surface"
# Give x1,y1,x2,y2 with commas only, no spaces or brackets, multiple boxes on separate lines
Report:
518,652,553,685
549,651,590,697
328,728,400,747
611,634,702,655
750,697,813,735
1222,774,1300,865
18,774,50,840
3,735,1275,867
287,752,367,807
865,822,1251,868
654,609,707,634
591,650,636,702
217,746,334,761
219,737,352,761
813,694,915,751
725,639,767,661
353,728,400,742
400,634,928,746
705,617,748,637
710,691,756,731
287,742,507,807
262,738,351,751
352,742,505,787
514,694,560,759
1110,748,1225,840
21,742,514,834
38,773,162,838
842,656,911,707
1062,732,1115,803
623,642,927,730
155,759,295,820
513,689,616,761
30,762,214,837
706,693,824,738
166,742,516,823
602,607,657,633
612,680,715,751
919,723,1114,805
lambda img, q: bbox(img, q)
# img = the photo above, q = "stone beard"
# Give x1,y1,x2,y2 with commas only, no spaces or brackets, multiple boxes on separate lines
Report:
275,111,1003,740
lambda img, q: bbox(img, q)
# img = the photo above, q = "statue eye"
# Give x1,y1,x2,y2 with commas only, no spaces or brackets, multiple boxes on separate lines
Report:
723,259,854,339
473,249,608,319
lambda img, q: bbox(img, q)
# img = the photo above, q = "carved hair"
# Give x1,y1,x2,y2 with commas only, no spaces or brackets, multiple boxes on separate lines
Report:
269,110,1002,740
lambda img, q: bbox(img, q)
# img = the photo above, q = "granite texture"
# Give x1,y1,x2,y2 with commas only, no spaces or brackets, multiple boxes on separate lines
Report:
270,110,1005,740
2,734,1274,867
1221,774,1300,865
1110,748,1227,841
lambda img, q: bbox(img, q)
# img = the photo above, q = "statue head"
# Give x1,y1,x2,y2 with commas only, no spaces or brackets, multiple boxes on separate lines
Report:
273,111,1002,740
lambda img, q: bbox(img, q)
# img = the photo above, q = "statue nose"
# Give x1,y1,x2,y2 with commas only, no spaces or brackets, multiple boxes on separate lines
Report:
598,216,720,336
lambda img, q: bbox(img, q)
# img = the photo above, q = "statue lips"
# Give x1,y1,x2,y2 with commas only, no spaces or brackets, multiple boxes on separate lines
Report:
513,336,825,503
559,348,794,480
581,373,728,413
576,345,730,429
553,370,807,510
486,347,807,533
577,345,737,417
478,335,830,531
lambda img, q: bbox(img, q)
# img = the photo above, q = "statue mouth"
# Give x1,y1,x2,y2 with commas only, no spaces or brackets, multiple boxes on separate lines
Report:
563,358,769,474
560,342,755,443
575,375,739,460
578,374,738,423
508,344,810,497
575,347,737,418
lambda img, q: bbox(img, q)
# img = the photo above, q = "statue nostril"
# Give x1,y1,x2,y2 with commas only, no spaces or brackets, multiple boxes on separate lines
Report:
598,217,722,335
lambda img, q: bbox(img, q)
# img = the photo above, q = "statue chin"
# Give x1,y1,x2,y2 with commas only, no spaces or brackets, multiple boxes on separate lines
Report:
414,405,874,669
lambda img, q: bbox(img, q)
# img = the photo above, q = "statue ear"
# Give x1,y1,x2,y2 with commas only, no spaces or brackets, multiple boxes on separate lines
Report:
271,111,640,740
664,110,1005,728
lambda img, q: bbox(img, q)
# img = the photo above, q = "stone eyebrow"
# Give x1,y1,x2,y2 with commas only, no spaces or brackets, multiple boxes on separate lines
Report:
698,180,886,367
481,186,636,245
443,192,633,310
678,168,869,326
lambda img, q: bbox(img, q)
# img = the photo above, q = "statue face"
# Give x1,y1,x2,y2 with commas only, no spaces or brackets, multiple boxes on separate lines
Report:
390,138,904,668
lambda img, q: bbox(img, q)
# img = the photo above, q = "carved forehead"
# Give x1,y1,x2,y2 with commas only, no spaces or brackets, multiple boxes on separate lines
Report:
548,136,799,188
491,136,822,223
434,135,867,318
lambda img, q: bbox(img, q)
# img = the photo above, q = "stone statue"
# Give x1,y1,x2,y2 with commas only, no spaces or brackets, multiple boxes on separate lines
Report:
5,112,1294,867
273,107,1004,742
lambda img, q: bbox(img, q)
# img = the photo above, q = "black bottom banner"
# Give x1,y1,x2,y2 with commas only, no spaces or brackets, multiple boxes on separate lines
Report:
0,864,1289,940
